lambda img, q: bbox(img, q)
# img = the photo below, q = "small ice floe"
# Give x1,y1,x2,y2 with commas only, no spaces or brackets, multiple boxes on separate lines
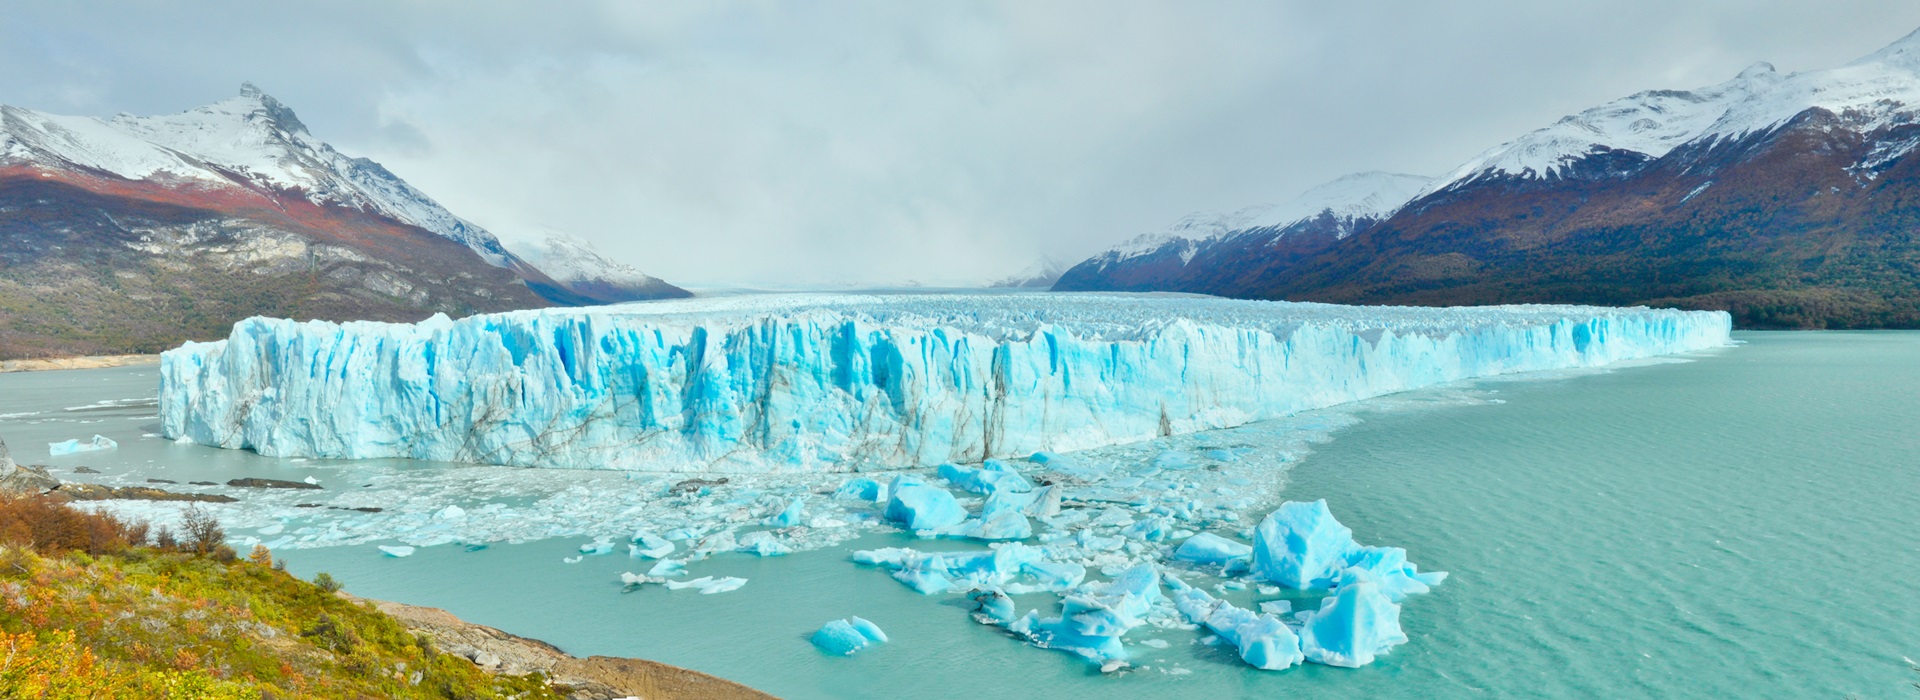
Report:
378,545,416,558
49,435,117,456
303,476,319,485
662,576,748,594
812,616,888,656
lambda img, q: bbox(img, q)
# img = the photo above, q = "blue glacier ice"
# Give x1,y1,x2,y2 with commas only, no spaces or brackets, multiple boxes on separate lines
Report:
1174,532,1254,566
158,293,1732,471
49,435,117,456
1005,564,1163,666
1298,568,1407,668
938,461,1033,494
853,543,1085,595
884,485,967,530
1251,499,1447,596
812,616,888,656
764,497,806,527
833,477,887,502
1166,575,1303,670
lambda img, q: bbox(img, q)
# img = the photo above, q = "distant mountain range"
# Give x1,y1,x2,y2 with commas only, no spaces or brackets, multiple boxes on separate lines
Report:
0,84,684,358
1058,29,1920,329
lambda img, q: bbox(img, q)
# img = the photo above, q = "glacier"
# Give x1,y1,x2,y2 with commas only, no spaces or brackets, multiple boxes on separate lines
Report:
159,293,1731,472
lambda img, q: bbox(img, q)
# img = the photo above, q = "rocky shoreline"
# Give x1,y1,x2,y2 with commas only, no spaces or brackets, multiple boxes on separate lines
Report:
0,353,160,373
347,594,776,700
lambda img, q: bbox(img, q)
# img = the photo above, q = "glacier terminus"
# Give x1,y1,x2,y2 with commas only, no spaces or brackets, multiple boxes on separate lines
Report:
159,293,1732,472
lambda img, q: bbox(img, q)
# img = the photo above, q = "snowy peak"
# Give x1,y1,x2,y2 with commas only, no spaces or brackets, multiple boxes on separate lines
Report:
1426,28,1920,195
988,256,1069,288
503,230,689,304
1245,171,1431,232
1,84,510,264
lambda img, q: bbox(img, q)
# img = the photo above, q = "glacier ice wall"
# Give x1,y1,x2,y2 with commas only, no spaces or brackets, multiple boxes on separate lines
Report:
159,293,1731,472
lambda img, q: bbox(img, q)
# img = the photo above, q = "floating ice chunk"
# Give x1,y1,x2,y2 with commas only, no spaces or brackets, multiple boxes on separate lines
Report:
764,497,806,527
1258,600,1293,616
562,556,584,564
853,543,1084,595
1298,568,1407,668
699,576,747,594
970,589,1017,625
938,462,1033,495
579,538,616,556
378,545,415,558
647,559,687,577
630,531,674,558
939,510,1033,542
737,531,793,556
1122,516,1169,542
49,435,117,456
812,616,887,656
1004,564,1162,665
691,531,737,560
1173,532,1254,566
664,576,714,591
1341,546,1450,602
885,485,967,530
1165,575,1303,671
257,524,285,536
435,505,466,520
1252,500,1361,589
834,477,887,502
302,476,319,485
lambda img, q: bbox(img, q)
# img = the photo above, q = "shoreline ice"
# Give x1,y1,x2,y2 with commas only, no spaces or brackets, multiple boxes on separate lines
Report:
158,293,1731,472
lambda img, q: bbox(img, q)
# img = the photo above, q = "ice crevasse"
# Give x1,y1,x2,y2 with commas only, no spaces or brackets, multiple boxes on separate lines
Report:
159,293,1732,472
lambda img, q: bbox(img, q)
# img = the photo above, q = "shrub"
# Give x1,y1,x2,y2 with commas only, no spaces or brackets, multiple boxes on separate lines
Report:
178,504,225,555
312,571,342,593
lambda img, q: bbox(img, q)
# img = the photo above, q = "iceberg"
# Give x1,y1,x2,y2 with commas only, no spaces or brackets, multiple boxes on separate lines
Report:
1005,564,1163,666
49,435,118,456
852,543,1084,595
1166,575,1303,670
1173,532,1253,566
884,485,967,530
812,616,888,656
1250,500,1447,596
158,293,1731,472
1298,568,1407,668
377,545,415,558
764,497,806,527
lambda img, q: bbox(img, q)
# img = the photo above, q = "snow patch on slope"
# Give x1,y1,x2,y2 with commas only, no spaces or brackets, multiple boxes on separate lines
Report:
502,229,669,289
1427,29,1920,194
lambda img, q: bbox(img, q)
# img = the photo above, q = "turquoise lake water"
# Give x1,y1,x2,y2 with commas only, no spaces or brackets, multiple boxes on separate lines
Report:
3,332,1917,697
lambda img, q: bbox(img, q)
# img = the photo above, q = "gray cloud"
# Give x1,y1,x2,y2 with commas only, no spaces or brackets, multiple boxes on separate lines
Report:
5,1,1919,285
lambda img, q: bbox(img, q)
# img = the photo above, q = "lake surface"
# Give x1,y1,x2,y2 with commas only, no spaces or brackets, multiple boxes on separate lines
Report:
3,332,1916,698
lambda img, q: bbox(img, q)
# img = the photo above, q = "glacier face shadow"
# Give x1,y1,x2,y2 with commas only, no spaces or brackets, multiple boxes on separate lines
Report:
157,293,1732,472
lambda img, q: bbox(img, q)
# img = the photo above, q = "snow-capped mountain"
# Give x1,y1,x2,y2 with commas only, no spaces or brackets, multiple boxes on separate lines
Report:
1055,172,1429,293
501,230,689,304
1425,29,1920,195
0,84,683,358
2,83,515,264
987,256,1070,288
1058,27,1920,328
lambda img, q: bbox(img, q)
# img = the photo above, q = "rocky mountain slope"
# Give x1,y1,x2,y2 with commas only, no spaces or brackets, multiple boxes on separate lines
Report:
1058,29,1920,329
0,85,681,358
502,230,689,305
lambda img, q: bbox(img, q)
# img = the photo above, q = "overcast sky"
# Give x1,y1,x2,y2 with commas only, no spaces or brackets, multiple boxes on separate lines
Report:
6,2,1920,286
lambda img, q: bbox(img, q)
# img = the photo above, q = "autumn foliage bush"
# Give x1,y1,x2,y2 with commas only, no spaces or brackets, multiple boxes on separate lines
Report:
0,496,562,699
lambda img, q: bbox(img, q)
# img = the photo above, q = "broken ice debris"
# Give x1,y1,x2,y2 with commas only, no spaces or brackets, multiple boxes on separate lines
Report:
812,616,888,656
1251,499,1446,599
884,482,967,530
1005,563,1162,665
1298,568,1407,668
764,497,806,527
1173,532,1253,567
1167,574,1303,671
49,435,117,456
377,545,415,558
